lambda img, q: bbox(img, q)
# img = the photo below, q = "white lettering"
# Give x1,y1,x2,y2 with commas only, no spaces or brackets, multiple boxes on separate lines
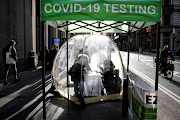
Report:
135,5,138,13
94,3,100,12
70,4,73,12
62,4,69,12
148,5,156,14
44,3,156,15
44,4,52,13
74,4,82,12
127,5,134,13
104,3,111,12
120,4,126,13
139,5,146,14
53,4,61,13
112,4,118,13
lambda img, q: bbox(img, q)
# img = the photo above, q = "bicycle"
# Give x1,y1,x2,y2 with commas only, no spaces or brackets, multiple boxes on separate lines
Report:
159,58,175,80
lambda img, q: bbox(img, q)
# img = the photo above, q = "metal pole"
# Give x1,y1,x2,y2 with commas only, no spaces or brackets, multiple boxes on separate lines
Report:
155,23,160,91
153,56,155,67
41,21,46,120
66,21,70,114
24,0,27,65
138,30,141,61
122,22,130,118
127,22,130,74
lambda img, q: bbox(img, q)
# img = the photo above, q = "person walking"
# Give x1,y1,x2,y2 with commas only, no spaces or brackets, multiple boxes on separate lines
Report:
2,39,20,85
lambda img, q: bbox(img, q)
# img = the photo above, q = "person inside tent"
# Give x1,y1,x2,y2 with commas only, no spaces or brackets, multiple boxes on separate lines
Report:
100,59,122,95
69,52,91,97
69,49,91,106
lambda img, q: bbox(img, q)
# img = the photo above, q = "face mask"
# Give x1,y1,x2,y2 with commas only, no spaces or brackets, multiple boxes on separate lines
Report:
56,48,59,51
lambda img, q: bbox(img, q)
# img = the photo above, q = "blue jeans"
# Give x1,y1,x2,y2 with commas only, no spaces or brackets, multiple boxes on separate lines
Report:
74,81,84,96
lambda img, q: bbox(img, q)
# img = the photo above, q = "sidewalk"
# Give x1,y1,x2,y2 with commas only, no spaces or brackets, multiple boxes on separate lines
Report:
0,69,124,120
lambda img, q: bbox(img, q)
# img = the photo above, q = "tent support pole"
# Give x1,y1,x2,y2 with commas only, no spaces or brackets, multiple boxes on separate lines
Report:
122,22,130,118
42,21,46,120
127,24,130,73
155,23,160,91
66,21,70,114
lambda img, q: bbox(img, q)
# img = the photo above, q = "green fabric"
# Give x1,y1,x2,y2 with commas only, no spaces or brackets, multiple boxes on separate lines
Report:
41,0,161,22
132,95,157,120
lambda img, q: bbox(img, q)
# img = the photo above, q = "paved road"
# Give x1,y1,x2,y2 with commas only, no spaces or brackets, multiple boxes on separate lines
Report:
121,51,180,120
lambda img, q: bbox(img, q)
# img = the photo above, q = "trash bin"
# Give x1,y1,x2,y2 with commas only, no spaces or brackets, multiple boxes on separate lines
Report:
129,80,158,120
28,50,35,68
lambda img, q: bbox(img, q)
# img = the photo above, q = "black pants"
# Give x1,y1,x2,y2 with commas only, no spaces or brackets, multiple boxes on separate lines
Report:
160,59,167,75
3,62,18,82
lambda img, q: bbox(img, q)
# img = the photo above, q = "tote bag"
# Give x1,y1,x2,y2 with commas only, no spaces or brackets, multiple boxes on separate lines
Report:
6,46,15,64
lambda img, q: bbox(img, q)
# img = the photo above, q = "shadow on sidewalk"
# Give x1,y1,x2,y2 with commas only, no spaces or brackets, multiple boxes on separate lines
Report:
0,69,123,120
29,95,122,120
0,70,52,120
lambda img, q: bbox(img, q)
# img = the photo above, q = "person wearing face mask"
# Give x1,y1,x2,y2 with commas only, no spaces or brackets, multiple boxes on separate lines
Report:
47,44,60,94
47,44,59,71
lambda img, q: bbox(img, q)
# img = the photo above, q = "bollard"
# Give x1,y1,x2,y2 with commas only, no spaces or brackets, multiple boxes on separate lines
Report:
122,78,129,118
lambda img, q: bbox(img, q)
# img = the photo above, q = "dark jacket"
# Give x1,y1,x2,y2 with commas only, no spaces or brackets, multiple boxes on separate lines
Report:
103,70,115,89
69,63,83,82
69,54,91,82
161,49,174,60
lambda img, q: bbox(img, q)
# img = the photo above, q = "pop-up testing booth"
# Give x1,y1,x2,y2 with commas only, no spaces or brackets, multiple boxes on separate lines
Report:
40,0,161,119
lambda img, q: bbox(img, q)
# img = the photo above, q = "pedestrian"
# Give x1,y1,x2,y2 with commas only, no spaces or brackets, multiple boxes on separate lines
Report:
48,44,59,71
2,39,20,85
48,44,59,94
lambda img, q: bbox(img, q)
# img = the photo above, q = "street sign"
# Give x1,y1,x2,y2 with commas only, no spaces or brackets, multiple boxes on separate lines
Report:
41,0,161,22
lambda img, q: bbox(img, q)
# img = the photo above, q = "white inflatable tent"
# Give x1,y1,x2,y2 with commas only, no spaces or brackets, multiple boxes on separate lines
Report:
52,34,125,104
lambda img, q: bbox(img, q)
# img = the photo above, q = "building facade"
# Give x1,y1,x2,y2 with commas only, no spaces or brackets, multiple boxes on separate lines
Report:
0,0,65,80
130,0,180,53
161,0,180,52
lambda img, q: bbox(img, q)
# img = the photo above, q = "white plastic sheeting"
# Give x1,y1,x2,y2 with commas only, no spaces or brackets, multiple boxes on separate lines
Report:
52,34,124,100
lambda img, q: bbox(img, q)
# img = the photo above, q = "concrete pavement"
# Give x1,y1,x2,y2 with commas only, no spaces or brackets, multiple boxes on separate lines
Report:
0,69,124,120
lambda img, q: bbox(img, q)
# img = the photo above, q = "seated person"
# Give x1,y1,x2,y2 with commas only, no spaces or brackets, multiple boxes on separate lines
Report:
100,60,122,95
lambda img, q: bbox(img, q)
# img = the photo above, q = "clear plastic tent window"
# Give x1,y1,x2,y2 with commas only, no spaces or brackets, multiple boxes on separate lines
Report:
52,34,124,104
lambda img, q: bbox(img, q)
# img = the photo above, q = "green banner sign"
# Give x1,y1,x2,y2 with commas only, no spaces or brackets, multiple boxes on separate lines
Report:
41,0,161,22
